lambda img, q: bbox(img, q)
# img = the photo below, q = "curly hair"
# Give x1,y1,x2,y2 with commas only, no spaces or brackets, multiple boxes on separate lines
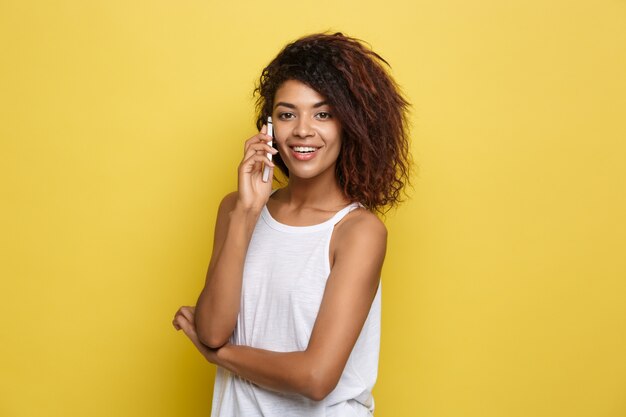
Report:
254,32,412,213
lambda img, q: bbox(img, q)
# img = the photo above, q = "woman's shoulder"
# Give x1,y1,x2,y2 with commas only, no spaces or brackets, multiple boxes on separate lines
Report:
329,206,387,270
336,206,387,242
212,191,240,226
218,191,239,210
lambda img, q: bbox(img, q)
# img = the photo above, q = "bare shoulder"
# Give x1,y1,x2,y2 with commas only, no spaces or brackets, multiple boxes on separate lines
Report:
218,191,239,213
334,208,387,253
338,208,387,238
212,191,239,236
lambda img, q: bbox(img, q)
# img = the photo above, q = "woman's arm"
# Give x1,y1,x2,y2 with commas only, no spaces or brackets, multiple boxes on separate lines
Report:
175,210,387,401
194,193,258,348
194,127,276,348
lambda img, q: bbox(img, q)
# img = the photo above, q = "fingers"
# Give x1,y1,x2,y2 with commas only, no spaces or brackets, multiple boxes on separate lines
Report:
176,315,192,333
173,306,220,364
173,314,185,331
244,130,274,156
175,315,199,346
174,313,194,334
172,306,196,330
240,153,275,174
240,126,278,180
248,141,278,154
175,315,205,350
180,306,195,325
172,308,181,330
177,316,216,360
243,143,277,164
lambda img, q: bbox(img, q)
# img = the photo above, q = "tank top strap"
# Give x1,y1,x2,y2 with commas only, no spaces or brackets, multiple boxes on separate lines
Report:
328,202,364,226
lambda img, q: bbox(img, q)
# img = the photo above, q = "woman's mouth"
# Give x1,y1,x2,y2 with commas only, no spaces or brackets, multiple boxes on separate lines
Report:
290,146,320,161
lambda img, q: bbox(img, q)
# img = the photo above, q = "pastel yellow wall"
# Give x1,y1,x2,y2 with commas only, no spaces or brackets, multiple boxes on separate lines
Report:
1,0,624,416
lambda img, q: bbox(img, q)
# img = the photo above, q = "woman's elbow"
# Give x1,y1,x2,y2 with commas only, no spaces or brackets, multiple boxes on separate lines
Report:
196,324,230,349
198,334,229,350
305,368,340,401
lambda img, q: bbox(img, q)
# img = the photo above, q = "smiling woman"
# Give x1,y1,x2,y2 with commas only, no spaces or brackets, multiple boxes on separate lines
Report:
272,80,343,179
172,32,412,416
255,33,412,212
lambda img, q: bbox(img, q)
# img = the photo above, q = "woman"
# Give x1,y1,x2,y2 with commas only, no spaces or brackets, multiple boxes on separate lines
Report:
173,32,411,416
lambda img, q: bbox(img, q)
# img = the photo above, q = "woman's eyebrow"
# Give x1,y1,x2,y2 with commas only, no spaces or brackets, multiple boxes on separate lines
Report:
274,101,329,109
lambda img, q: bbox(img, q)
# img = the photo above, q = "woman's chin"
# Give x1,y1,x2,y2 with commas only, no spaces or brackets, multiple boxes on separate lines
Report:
284,164,337,182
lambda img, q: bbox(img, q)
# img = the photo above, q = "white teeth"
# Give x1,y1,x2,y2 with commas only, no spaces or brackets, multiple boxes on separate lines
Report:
293,146,317,153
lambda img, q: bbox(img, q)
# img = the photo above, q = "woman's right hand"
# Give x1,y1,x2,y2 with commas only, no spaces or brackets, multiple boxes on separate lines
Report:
237,124,278,212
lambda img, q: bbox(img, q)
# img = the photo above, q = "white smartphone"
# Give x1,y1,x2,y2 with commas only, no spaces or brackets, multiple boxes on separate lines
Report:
262,116,273,183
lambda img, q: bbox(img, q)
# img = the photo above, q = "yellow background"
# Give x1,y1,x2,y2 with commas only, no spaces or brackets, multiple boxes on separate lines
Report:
1,1,625,416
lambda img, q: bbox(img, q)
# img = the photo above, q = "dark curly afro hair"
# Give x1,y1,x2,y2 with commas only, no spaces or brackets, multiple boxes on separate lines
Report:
254,32,413,213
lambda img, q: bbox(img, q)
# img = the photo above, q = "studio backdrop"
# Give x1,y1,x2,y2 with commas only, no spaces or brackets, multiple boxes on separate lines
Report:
1,1,625,416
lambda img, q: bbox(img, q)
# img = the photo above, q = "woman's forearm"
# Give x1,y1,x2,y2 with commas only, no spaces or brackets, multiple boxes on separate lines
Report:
215,344,329,401
175,308,328,401
195,204,260,348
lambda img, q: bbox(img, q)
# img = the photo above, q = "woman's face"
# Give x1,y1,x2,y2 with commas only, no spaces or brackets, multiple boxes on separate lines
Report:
271,80,342,181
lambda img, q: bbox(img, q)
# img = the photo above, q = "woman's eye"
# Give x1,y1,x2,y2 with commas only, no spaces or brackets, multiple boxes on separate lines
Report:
279,112,294,120
317,112,332,119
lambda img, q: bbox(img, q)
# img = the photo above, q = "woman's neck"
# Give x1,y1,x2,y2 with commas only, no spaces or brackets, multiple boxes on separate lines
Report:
280,175,349,210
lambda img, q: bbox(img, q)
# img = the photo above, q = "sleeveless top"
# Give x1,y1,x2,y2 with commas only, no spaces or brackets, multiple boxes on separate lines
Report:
210,195,382,417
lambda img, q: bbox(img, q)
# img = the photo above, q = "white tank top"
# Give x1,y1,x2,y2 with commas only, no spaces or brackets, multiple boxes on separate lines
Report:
210,195,382,417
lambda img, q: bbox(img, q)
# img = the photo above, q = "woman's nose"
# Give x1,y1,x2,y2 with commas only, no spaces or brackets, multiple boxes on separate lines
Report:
293,117,315,138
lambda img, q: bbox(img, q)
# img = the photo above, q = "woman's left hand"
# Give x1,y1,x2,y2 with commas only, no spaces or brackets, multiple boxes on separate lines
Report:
173,305,221,364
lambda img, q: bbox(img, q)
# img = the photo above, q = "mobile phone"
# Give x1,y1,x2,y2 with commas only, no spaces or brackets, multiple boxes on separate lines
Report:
262,116,274,183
